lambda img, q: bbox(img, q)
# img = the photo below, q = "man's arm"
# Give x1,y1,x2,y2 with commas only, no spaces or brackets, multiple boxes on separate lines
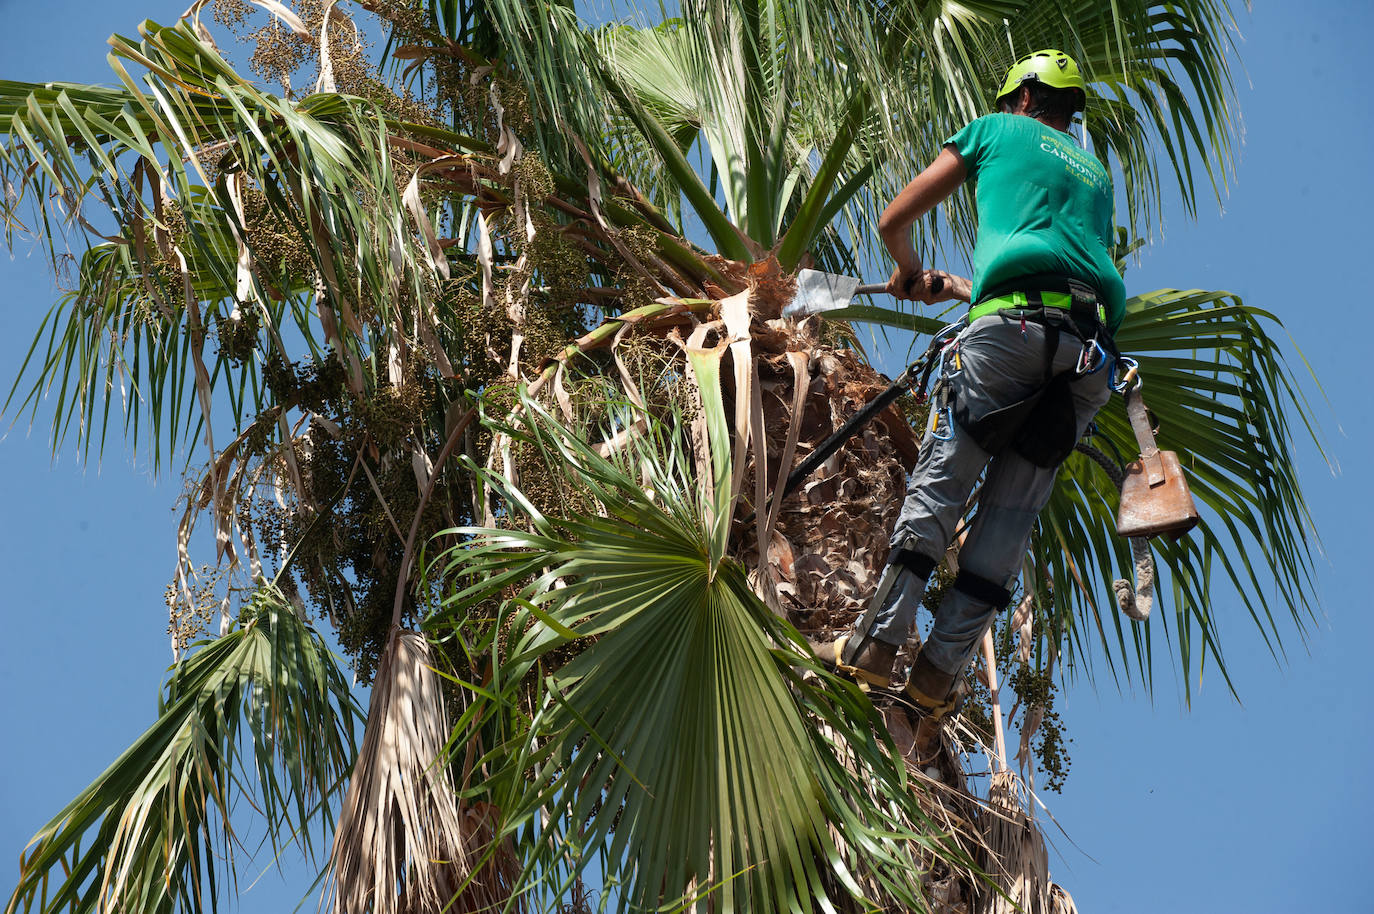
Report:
878,147,967,302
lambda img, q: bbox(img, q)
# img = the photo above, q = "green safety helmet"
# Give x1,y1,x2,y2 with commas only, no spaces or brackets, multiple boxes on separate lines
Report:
995,49,1087,111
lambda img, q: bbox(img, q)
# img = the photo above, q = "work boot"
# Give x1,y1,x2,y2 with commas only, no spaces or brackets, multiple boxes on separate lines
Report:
905,651,964,764
809,632,899,689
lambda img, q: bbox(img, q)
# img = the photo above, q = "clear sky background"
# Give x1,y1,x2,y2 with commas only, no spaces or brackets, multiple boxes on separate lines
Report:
1,2,1370,912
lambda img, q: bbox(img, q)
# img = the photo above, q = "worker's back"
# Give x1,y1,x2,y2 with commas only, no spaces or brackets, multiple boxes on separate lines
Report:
948,113,1125,331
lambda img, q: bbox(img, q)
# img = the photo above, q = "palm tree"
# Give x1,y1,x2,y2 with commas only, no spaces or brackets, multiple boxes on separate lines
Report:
1,1,1318,912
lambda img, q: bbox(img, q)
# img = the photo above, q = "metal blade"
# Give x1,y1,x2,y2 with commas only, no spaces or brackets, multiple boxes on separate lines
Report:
783,269,861,318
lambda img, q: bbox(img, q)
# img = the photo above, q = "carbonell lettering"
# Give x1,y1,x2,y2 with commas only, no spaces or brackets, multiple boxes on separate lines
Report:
1040,141,1094,176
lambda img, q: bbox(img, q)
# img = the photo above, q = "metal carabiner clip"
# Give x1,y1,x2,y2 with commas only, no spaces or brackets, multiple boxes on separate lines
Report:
1077,337,1108,375
1110,356,1141,393
932,404,955,440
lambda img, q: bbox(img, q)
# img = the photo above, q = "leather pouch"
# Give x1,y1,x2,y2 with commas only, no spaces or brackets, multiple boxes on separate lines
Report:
1115,388,1200,539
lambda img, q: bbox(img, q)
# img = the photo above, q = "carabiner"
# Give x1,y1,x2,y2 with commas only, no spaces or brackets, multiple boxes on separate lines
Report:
932,404,955,440
1110,356,1141,393
1077,338,1108,375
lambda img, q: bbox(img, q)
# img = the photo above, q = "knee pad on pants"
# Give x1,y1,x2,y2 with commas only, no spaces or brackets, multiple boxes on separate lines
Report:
951,568,1012,609
889,546,937,581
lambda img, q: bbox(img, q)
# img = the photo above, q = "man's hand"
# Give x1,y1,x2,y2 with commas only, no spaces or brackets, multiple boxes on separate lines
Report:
922,270,973,304
886,265,926,301
888,268,973,304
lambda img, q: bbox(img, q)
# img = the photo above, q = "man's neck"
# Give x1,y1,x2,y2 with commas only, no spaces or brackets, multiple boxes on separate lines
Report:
1019,111,1072,133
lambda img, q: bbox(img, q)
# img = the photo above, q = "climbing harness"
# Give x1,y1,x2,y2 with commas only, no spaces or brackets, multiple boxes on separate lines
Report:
948,275,1118,467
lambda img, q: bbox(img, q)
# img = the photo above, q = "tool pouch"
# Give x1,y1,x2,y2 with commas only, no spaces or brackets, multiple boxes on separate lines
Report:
952,371,1079,468
1115,387,1200,539
952,388,1040,456
1011,371,1079,467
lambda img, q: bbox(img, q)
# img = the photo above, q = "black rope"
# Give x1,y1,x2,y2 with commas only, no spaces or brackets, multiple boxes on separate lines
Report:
1074,440,1125,489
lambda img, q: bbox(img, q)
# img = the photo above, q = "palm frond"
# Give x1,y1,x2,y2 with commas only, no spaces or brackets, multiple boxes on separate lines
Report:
451,0,1240,270
1032,288,1321,695
0,20,434,466
426,392,972,913
327,628,503,914
7,588,359,914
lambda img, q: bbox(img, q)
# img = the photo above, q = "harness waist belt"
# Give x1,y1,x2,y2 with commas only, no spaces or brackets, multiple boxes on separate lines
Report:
968,273,1108,329
968,290,1108,327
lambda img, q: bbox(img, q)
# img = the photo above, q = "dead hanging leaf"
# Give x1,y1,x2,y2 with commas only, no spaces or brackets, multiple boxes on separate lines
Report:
309,213,366,340
569,133,662,291
610,322,647,410
276,410,307,513
387,338,404,386
129,164,173,322
746,354,769,589
1012,591,1035,666
1049,883,1080,914
764,350,809,538
489,83,524,176
677,320,730,516
416,293,456,379
552,361,576,423
312,412,342,439
315,0,340,92
505,185,533,326
391,45,433,60
190,16,219,50
327,631,478,914
173,500,198,660
172,248,233,567
728,348,754,497
411,444,435,492
979,770,1054,914
717,291,760,511
318,296,364,397
223,172,254,302
402,157,465,281
595,417,650,459
1015,706,1045,776
474,208,496,317
236,467,266,587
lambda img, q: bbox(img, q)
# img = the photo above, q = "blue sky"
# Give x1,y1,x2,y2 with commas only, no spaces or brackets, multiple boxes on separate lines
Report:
2,2,1371,912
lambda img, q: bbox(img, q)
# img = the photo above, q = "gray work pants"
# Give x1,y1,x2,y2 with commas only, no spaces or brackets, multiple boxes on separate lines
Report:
867,313,1112,674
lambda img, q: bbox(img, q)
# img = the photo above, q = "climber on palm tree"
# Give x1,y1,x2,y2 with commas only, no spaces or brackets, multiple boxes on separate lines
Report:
815,50,1126,743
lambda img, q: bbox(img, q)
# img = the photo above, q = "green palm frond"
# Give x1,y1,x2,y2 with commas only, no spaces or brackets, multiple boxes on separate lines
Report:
1,20,438,465
1032,288,1320,694
444,0,1240,269
7,588,360,914
426,394,968,913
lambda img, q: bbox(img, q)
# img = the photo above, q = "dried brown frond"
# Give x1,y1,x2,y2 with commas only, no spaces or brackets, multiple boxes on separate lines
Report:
328,630,511,914
974,770,1059,914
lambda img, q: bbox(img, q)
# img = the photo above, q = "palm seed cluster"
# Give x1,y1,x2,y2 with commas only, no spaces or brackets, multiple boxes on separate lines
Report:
164,562,228,653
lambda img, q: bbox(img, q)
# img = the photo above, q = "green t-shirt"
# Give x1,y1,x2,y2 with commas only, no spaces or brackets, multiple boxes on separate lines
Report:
946,113,1126,332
